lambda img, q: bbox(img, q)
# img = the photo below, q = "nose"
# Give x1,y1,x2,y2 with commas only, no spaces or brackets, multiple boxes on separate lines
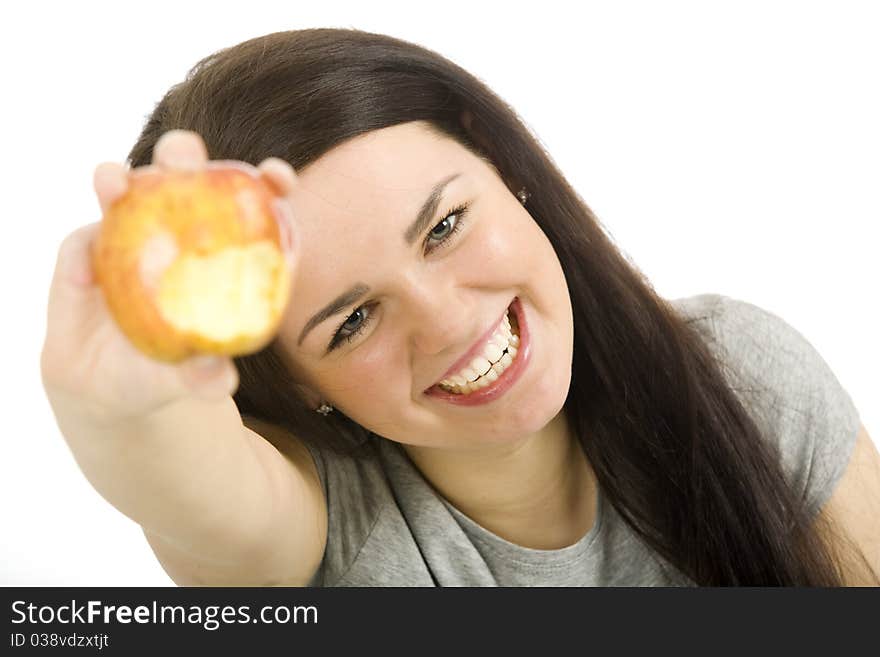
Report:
401,275,470,356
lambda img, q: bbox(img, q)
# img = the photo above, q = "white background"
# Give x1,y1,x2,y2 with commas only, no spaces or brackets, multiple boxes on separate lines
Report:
1,0,877,585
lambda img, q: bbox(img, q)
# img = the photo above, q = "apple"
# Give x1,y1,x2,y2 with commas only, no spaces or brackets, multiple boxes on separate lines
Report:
92,161,293,363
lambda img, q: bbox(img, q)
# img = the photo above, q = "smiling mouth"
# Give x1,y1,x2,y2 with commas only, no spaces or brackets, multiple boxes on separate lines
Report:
434,304,521,395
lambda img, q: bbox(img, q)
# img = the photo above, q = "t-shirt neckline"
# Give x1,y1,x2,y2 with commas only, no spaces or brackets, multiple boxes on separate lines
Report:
386,437,606,568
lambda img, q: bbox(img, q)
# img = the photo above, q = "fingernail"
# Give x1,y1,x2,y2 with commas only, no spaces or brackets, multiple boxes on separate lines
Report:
174,155,202,172
273,199,295,259
188,355,224,372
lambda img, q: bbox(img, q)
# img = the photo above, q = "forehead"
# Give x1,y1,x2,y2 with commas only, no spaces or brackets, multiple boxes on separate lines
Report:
297,121,471,202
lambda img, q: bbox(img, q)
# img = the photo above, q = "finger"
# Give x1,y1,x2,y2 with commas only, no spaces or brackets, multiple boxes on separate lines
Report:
93,162,129,216
273,197,297,268
153,129,209,172
257,157,299,197
53,222,103,289
44,223,104,355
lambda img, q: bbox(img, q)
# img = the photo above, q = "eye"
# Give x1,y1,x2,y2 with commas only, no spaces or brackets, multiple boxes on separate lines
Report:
327,304,376,352
326,202,471,353
429,217,455,240
424,203,469,254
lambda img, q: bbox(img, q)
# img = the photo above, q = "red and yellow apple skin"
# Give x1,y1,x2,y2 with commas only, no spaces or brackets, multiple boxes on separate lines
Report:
92,161,293,363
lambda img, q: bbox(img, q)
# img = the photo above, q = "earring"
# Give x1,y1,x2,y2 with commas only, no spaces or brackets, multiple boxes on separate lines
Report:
315,402,334,416
517,187,530,205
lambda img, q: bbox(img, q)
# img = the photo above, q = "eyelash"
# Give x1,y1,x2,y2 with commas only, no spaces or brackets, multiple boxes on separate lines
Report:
327,202,471,352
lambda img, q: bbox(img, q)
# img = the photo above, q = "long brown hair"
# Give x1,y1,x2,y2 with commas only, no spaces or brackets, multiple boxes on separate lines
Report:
126,28,873,585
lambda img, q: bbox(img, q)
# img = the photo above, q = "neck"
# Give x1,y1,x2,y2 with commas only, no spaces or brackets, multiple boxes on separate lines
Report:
401,410,597,550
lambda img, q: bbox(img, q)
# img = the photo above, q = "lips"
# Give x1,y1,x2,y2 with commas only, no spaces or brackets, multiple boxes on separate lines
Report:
424,296,530,405
429,300,514,389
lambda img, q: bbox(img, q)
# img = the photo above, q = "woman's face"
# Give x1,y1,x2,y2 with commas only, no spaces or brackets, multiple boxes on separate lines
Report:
276,121,574,450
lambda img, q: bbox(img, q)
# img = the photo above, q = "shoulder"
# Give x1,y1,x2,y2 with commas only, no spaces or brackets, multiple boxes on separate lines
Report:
242,416,395,585
671,293,863,517
670,292,822,359
674,293,855,421
297,434,399,584
670,293,852,407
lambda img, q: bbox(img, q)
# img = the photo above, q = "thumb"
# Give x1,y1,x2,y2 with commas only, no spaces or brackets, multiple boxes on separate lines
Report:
54,222,102,290
45,222,105,348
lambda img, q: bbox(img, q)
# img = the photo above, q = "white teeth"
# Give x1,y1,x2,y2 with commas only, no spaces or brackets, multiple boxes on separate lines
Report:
482,342,504,363
439,348,515,394
463,315,513,374
461,367,478,382
469,356,492,376
436,306,523,395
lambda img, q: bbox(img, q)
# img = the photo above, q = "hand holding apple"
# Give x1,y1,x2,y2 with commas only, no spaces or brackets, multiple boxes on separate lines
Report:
92,149,295,363
41,130,300,424
40,132,305,568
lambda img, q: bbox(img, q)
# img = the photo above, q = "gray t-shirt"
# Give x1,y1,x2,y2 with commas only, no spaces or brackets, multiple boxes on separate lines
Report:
303,294,861,586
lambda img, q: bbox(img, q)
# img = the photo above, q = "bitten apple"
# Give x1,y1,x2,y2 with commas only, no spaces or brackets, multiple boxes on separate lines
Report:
92,161,293,362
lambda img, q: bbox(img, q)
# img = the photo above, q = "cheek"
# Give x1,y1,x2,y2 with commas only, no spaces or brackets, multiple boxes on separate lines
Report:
474,210,555,281
325,340,415,435
458,210,533,274
321,337,404,405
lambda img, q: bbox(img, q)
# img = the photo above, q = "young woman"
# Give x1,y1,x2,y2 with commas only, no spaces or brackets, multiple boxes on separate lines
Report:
42,28,879,586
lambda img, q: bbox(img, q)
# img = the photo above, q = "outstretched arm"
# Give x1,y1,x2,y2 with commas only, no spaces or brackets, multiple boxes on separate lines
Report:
817,424,880,585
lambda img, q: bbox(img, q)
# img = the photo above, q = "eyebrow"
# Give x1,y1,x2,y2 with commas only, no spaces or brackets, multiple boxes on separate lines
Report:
296,173,462,348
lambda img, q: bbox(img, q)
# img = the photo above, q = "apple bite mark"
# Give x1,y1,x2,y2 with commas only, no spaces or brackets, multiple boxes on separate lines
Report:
156,241,291,346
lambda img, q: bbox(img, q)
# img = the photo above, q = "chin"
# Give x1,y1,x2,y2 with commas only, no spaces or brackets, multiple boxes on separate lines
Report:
483,367,572,445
